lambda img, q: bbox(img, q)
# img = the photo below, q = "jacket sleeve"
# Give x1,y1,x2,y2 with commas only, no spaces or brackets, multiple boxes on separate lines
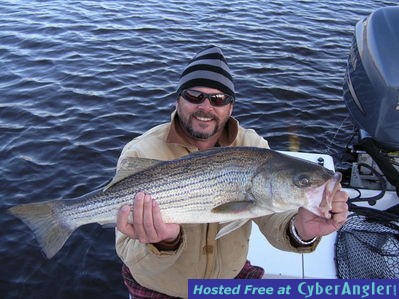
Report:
253,211,320,253
115,227,188,275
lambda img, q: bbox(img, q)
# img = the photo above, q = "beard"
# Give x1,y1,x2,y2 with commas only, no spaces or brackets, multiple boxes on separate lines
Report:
178,111,224,140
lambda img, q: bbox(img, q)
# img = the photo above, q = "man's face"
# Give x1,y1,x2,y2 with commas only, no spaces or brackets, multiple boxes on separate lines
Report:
176,87,233,140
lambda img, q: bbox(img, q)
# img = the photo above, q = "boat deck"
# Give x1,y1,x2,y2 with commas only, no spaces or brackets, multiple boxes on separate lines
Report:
248,151,398,278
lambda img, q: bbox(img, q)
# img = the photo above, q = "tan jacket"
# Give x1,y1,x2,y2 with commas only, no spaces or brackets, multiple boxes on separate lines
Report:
115,112,319,298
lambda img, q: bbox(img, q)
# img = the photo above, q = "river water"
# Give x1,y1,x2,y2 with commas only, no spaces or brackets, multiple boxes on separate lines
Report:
1,0,397,298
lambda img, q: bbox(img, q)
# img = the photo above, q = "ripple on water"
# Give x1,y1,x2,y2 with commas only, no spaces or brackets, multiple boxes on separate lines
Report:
1,0,396,298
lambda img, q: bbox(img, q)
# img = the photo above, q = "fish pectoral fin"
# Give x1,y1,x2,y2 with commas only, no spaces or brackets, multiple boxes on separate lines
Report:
216,219,250,239
103,156,160,191
211,201,255,213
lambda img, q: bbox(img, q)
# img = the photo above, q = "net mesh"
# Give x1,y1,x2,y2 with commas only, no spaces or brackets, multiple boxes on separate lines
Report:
335,204,399,278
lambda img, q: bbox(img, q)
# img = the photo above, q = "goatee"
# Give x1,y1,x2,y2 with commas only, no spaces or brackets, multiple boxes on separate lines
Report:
179,111,220,140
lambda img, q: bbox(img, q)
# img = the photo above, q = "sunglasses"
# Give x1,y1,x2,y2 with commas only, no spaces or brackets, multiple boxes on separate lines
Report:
180,89,235,107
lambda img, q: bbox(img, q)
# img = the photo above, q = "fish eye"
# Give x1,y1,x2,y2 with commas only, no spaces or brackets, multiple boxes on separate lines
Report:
294,174,311,188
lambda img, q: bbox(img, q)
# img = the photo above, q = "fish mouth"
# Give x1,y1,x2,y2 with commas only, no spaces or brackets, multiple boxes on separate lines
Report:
306,172,342,218
320,172,342,218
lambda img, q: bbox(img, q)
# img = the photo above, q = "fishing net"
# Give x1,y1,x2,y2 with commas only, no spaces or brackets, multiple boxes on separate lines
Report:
335,203,399,278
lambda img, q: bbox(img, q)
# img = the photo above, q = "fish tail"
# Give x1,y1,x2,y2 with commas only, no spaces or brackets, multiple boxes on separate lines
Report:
8,201,75,259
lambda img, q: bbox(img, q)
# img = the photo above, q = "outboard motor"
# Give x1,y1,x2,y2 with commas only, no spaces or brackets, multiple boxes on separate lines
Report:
343,6,399,198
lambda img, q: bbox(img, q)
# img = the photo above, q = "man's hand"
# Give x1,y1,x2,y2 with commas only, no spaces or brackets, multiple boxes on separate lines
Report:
117,192,181,244
294,186,349,241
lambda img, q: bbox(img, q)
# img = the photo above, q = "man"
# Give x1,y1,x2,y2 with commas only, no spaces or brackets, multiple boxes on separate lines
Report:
115,46,348,298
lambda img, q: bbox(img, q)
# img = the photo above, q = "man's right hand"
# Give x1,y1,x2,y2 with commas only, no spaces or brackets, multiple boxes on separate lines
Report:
116,192,181,244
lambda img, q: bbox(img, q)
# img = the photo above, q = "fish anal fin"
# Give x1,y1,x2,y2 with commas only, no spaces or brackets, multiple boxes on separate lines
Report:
216,219,249,239
103,157,160,191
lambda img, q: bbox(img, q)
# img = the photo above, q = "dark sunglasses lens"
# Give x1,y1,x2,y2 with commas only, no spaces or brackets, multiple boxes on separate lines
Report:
183,90,204,104
209,94,232,106
181,90,233,106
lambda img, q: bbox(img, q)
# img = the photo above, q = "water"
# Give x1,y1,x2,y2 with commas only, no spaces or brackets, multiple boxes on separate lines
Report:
0,0,397,298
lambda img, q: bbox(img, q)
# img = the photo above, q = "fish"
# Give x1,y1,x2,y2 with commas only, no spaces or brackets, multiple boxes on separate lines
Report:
8,146,342,259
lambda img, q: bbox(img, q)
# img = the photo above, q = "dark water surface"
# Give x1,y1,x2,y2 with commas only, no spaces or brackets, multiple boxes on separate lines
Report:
1,0,397,298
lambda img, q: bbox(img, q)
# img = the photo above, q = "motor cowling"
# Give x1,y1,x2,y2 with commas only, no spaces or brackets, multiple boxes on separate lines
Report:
343,6,399,151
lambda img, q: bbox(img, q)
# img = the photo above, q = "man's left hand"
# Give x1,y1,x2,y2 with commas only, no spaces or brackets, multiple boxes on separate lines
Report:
294,186,349,241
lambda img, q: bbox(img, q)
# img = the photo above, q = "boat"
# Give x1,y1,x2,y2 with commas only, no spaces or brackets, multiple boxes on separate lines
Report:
248,6,399,279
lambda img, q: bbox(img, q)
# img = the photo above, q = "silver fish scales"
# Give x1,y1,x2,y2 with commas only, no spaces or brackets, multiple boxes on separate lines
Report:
9,146,342,258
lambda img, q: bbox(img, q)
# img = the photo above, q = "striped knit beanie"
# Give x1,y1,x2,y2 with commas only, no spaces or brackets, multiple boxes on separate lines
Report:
177,45,235,98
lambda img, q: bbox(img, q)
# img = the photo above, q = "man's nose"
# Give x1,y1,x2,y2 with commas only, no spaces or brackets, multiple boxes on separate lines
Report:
197,98,213,110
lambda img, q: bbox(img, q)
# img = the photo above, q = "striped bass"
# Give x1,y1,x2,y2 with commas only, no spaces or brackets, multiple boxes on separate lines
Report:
8,146,341,259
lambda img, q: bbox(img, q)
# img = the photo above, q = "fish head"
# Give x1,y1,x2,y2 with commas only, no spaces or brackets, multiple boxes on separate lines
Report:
251,152,342,218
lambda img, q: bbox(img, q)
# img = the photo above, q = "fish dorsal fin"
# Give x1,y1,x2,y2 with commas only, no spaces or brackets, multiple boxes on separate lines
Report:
103,156,160,191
